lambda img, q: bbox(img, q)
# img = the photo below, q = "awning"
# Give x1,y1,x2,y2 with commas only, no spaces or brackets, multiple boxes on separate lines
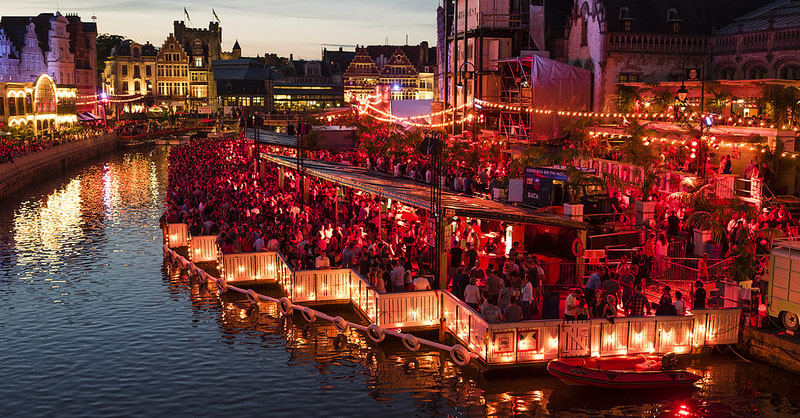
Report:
85,112,101,120
260,153,588,229
77,113,92,121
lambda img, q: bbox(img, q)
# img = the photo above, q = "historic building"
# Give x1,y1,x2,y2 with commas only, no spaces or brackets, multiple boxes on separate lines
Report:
155,34,190,106
0,74,77,133
0,12,97,111
343,45,436,103
172,21,221,109
102,40,157,98
561,0,796,112
713,1,800,81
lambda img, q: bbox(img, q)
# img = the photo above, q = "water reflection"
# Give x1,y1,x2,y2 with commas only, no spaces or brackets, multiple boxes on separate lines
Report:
1,148,799,417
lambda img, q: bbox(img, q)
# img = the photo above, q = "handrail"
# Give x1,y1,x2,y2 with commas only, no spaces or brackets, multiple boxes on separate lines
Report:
164,224,744,368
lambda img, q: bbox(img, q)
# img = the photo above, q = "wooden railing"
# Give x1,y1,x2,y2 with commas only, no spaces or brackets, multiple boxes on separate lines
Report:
189,235,218,263
168,224,743,368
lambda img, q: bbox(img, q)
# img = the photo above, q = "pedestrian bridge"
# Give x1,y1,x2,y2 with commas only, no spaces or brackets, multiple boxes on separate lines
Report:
164,223,742,369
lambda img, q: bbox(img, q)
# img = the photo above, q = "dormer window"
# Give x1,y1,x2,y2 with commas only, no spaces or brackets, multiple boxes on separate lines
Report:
619,7,633,32
667,8,681,33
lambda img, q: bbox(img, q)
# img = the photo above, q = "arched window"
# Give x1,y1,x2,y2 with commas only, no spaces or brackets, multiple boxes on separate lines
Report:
780,65,800,80
747,66,768,79
718,67,736,80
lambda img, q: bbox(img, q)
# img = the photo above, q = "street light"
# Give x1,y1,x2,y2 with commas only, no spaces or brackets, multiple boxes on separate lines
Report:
458,61,477,133
677,84,689,102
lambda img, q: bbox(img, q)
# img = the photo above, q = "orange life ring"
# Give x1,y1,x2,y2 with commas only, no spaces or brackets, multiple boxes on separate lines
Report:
572,238,585,257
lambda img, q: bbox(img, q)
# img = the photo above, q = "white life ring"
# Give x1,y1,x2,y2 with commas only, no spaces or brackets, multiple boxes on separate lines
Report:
333,316,349,333
278,297,293,315
301,307,317,323
402,334,421,352
367,324,385,343
450,344,470,367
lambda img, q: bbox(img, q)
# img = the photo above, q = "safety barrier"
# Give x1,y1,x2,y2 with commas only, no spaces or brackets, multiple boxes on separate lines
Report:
189,235,218,263
163,245,474,366
165,223,189,248
218,251,279,285
163,224,743,370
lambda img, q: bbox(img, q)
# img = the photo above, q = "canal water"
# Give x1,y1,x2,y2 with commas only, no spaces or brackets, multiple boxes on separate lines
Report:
1,148,799,417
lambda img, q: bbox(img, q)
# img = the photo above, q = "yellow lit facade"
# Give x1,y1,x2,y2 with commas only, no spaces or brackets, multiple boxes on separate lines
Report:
0,74,77,133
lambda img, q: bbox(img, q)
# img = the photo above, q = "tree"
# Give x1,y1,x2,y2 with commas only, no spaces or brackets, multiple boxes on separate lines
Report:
761,85,800,126
706,88,732,115
96,34,127,80
617,85,640,113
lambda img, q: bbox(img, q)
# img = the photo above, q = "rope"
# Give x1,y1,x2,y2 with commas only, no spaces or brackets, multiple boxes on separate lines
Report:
163,248,476,366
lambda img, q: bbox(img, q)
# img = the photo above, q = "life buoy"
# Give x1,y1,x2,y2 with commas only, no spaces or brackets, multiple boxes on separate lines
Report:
450,344,471,367
367,324,385,343
278,297,293,315
402,334,421,352
333,316,349,333
572,239,585,257
301,307,317,323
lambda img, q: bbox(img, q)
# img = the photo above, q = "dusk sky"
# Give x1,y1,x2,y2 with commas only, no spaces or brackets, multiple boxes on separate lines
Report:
5,0,438,59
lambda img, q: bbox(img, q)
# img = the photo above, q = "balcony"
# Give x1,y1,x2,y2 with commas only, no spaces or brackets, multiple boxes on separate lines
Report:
607,33,709,54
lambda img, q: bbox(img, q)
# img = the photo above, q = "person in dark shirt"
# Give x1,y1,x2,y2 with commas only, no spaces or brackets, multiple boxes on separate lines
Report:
450,243,464,276
625,285,651,316
453,266,470,301
465,243,478,269
667,211,680,237
693,280,707,309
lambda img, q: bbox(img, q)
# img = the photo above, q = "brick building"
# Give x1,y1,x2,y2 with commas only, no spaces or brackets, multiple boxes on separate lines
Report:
561,0,797,113
0,12,96,111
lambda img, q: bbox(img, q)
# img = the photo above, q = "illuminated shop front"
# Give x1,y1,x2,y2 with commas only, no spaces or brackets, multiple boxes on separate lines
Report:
0,74,77,133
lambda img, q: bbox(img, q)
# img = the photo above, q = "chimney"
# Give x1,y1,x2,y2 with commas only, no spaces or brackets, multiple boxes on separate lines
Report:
290,53,293,61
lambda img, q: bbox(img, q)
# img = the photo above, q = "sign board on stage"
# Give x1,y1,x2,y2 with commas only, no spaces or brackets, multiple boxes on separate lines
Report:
198,105,212,115
584,249,605,264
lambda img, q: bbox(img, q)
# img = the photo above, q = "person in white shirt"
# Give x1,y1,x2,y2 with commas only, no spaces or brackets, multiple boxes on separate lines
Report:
464,278,481,310
253,234,266,252
521,276,534,319
413,275,431,291
674,291,687,315
564,288,582,321
315,252,331,269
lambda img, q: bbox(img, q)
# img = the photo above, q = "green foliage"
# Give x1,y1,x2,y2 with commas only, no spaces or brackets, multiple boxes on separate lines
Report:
706,89,732,114
97,34,127,78
617,85,640,113
761,85,800,126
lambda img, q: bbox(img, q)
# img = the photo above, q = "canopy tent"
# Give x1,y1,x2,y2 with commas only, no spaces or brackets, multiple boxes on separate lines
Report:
390,99,434,125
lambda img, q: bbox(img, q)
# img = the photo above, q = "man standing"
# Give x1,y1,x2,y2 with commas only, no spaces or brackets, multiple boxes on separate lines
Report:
390,260,406,293
314,251,331,269
625,285,651,317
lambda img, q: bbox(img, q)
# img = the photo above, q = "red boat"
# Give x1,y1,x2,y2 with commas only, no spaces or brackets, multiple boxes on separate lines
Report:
547,354,702,389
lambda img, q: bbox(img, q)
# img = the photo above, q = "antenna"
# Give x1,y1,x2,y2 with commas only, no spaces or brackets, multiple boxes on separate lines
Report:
406,34,408,45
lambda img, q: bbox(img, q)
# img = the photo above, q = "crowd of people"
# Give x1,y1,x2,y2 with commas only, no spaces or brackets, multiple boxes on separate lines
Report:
0,125,111,163
167,137,729,327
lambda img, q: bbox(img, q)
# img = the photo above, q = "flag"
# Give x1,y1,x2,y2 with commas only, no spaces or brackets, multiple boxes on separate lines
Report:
212,8,220,23
184,7,191,23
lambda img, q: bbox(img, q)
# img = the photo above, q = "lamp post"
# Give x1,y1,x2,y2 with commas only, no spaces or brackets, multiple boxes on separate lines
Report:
456,61,476,134
677,60,707,176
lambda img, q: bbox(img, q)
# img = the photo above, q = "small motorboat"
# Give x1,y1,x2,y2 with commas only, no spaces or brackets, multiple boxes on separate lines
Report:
547,353,701,389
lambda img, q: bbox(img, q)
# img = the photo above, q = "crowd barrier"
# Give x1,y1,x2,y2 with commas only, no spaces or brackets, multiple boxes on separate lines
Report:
163,224,743,369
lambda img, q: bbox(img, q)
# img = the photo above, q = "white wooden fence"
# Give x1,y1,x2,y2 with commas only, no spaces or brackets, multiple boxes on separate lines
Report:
167,224,743,368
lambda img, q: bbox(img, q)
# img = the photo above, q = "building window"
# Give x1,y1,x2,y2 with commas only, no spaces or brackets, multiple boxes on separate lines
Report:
670,21,680,33
122,81,129,92
121,65,127,76
748,67,767,79
133,65,140,78
619,73,639,83
622,20,631,32
195,57,202,67
719,68,736,80
134,80,140,92
581,19,588,46
146,65,152,77
667,8,681,33
780,66,800,80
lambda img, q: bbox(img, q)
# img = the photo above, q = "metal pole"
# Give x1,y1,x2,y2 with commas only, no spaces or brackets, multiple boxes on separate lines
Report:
452,0,458,136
